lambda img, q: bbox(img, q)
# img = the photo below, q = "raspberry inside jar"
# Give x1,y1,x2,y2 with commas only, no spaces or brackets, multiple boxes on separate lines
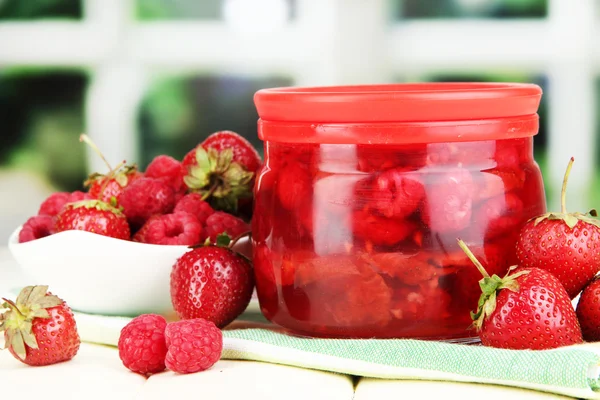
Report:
252,83,546,339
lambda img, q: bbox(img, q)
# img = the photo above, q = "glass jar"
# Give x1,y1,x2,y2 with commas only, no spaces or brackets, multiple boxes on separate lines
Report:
252,83,546,340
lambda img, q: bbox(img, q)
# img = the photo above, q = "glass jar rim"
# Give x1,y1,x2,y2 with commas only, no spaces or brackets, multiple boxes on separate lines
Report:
254,82,542,124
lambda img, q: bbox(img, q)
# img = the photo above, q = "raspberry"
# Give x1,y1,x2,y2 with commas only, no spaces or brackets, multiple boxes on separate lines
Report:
174,193,215,225
203,211,249,242
18,215,54,243
164,319,222,374
145,155,187,196
133,212,203,246
119,177,176,228
118,314,167,376
38,191,92,217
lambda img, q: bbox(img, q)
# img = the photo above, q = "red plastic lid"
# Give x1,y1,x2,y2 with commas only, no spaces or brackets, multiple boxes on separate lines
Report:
254,83,542,144
254,83,542,123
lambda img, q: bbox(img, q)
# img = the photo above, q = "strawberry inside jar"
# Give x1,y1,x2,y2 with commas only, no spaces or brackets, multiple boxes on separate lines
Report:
252,83,546,340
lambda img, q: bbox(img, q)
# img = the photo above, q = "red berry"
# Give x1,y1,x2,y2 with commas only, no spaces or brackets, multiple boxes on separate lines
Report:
164,319,222,374
87,167,143,204
459,240,583,350
170,245,254,328
54,199,130,240
183,130,261,174
38,191,92,217
356,144,427,172
119,177,176,228
118,314,167,375
203,211,249,243
1,285,80,366
276,162,312,211
421,167,474,233
371,169,424,219
133,212,203,246
174,193,215,225
353,210,417,247
476,192,524,240
182,131,260,214
146,155,187,197
516,158,600,298
576,276,600,341
19,215,54,243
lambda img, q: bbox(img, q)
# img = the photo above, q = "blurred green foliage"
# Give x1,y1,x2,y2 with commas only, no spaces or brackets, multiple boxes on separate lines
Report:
399,0,546,19
135,0,222,20
0,0,80,20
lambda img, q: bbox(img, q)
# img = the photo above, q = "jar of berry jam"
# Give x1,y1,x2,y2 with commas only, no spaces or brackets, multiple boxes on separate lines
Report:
252,83,546,340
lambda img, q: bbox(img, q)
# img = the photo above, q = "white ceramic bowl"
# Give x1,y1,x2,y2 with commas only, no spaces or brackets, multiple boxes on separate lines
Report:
8,227,252,317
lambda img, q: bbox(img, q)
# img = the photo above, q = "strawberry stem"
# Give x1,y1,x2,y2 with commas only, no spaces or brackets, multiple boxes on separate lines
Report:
80,134,113,172
457,239,490,279
561,157,575,214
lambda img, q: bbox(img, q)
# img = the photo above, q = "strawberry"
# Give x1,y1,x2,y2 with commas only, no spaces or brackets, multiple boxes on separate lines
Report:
118,177,176,229
421,167,474,233
473,169,526,203
54,199,130,240
516,158,600,298
38,191,92,217
164,319,222,374
80,134,142,205
371,169,425,219
183,131,260,214
458,240,583,350
133,212,203,246
145,155,187,199
353,210,418,247
476,192,525,240
294,254,392,328
170,236,254,328
576,276,600,341
277,161,312,211
118,314,167,375
0,285,80,366
19,215,54,243
390,284,452,322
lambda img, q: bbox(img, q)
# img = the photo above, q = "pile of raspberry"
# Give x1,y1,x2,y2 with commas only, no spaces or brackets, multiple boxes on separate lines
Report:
18,131,260,246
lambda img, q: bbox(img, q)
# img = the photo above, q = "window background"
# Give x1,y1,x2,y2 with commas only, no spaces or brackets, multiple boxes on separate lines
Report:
0,0,596,243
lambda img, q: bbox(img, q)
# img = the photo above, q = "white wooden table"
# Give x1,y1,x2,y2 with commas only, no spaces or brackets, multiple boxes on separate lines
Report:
0,247,574,399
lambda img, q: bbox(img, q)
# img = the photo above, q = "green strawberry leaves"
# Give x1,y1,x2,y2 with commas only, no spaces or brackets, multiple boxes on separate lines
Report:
184,147,254,214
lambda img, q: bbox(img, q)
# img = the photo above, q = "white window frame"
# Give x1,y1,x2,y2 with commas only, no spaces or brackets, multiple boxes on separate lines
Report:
0,0,596,209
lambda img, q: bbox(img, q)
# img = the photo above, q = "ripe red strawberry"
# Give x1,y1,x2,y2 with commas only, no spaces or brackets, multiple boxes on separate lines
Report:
164,319,222,374
276,161,312,210
421,167,474,233
133,212,203,246
118,314,167,375
119,177,176,228
516,158,600,298
170,237,254,328
174,193,215,225
371,169,425,219
145,155,187,198
0,285,80,366
183,131,260,214
19,215,54,243
38,191,92,217
202,211,249,243
80,135,142,205
54,199,130,240
459,240,583,350
356,144,427,172
576,276,600,341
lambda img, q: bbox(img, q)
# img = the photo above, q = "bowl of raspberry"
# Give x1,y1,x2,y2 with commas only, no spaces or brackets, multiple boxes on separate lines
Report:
252,82,546,340
7,132,257,317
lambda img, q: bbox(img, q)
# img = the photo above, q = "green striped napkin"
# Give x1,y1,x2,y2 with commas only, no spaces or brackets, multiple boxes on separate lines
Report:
222,329,600,400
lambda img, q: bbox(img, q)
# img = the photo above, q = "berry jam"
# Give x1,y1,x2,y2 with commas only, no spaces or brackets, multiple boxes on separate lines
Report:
252,138,546,339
